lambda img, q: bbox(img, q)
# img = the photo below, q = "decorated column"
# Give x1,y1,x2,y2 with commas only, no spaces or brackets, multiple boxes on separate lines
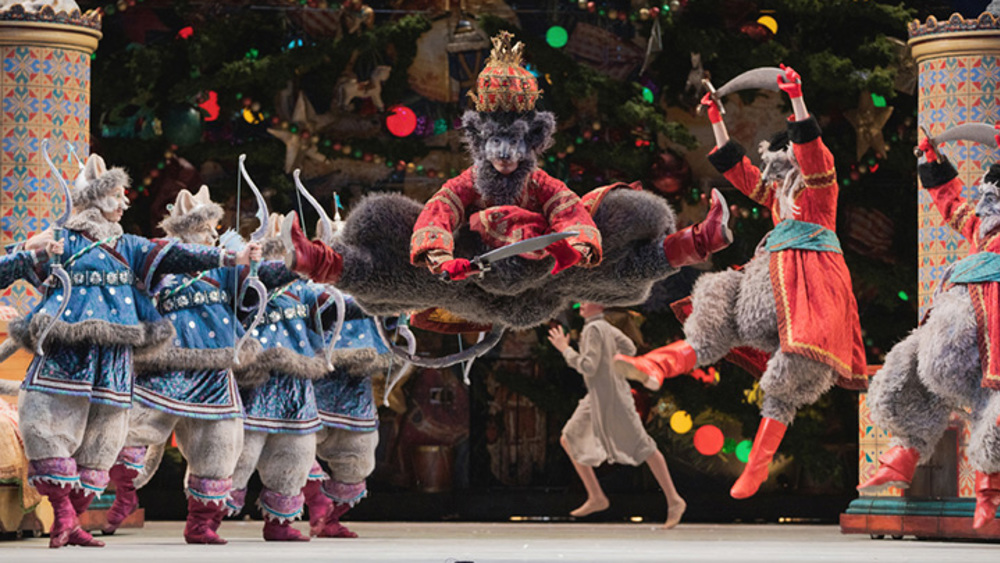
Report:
843,10,1000,540
0,1,101,315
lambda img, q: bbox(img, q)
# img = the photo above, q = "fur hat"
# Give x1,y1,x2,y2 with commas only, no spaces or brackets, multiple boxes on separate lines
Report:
759,129,790,155
984,163,1000,188
158,185,224,240
470,31,541,113
72,153,131,212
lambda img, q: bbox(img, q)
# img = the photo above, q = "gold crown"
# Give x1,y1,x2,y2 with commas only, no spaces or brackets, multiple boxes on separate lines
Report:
469,31,541,112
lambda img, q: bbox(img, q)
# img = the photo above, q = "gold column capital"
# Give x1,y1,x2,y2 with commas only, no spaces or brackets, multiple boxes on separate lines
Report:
0,21,101,53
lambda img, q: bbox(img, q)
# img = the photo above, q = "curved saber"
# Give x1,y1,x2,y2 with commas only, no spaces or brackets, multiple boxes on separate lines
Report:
322,286,346,371
374,318,505,368
383,323,417,407
233,154,270,365
36,139,74,356
293,169,335,245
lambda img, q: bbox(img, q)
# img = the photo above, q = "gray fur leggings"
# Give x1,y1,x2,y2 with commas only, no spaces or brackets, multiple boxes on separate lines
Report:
683,252,838,425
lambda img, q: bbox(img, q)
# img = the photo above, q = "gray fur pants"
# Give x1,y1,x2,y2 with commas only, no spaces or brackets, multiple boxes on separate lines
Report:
867,286,1000,472
232,430,317,497
18,390,128,472
315,427,379,484
124,403,244,479
684,252,838,425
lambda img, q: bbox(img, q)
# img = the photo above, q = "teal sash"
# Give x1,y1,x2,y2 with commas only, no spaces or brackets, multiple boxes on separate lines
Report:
949,252,1000,284
765,219,842,253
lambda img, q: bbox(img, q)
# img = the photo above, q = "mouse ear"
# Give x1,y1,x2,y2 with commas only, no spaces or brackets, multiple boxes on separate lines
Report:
525,111,556,154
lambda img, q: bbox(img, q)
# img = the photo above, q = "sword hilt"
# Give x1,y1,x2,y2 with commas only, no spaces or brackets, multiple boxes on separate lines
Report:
699,78,726,116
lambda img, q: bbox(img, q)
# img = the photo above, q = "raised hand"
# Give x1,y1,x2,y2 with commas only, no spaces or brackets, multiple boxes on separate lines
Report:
46,239,64,256
237,242,262,265
917,136,938,163
547,324,570,353
700,92,723,124
23,228,55,252
777,63,802,98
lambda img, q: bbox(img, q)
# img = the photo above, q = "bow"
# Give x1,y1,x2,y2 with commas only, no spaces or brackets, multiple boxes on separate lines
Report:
232,154,270,365
35,139,75,356
293,169,344,370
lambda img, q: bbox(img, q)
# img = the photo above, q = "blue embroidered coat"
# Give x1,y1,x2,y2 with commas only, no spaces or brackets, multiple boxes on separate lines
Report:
15,230,237,408
314,293,387,432
238,266,328,434
132,257,249,420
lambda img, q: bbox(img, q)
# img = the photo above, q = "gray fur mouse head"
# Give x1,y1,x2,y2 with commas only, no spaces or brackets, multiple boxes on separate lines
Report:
758,129,803,219
977,164,1000,238
461,110,556,205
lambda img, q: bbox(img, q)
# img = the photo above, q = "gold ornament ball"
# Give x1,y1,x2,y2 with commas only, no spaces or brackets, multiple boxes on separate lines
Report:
639,8,650,20
342,145,352,155
566,145,576,154
608,9,618,19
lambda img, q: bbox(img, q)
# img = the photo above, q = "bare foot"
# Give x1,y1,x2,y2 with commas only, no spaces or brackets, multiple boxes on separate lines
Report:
570,496,610,517
663,499,686,529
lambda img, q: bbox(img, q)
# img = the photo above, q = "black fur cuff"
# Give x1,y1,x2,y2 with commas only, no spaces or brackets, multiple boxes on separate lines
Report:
788,116,822,144
707,141,746,174
918,158,958,189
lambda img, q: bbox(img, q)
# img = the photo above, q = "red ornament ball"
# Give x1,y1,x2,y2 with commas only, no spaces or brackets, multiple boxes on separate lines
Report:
693,425,725,456
386,105,418,137
587,1,596,12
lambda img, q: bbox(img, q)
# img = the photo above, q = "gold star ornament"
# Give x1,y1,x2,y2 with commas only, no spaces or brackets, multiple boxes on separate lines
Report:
844,90,894,161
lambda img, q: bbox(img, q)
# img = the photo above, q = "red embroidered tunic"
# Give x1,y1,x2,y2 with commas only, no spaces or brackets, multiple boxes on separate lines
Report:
707,117,867,390
410,167,603,270
920,159,1000,389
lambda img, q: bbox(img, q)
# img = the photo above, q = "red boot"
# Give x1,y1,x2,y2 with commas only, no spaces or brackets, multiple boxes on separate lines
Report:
259,488,309,541
302,479,333,537
184,497,228,544
262,518,310,542
281,211,343,283
974,471,1000,529
731,417,787,499
856,446,920,493
36,481,104,548
315,503,358,538
614,341,698,392
662,189,733,267
103,462,140,534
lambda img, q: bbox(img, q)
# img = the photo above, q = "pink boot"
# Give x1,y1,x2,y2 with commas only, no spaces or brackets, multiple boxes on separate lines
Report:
259,488,309,542
184,475,232,543
303,479,332,537
103,447,145,534
315,503,358,538
184,497,228,544
30,459,104,549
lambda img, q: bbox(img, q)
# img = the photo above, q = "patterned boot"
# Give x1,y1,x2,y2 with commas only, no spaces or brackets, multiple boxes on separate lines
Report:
259,488,309,542
184,475,232,544
316,503,358,538
30,459,103,548
103,447,146,534
316,480,367,538
302,468,332,537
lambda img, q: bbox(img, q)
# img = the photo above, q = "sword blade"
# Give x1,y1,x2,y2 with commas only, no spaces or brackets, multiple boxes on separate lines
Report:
715,67,784,98
934,122,998,147
474,231,578,267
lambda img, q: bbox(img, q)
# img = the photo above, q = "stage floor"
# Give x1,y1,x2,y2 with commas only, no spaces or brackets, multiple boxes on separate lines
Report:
2,521,999,562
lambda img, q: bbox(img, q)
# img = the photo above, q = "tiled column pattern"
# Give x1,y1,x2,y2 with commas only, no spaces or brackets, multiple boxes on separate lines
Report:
0,22,99,313
856,17,1000,499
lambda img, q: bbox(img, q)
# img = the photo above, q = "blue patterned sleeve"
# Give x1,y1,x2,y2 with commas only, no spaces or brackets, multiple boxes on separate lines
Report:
135,238,236,290
0,250,46,289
